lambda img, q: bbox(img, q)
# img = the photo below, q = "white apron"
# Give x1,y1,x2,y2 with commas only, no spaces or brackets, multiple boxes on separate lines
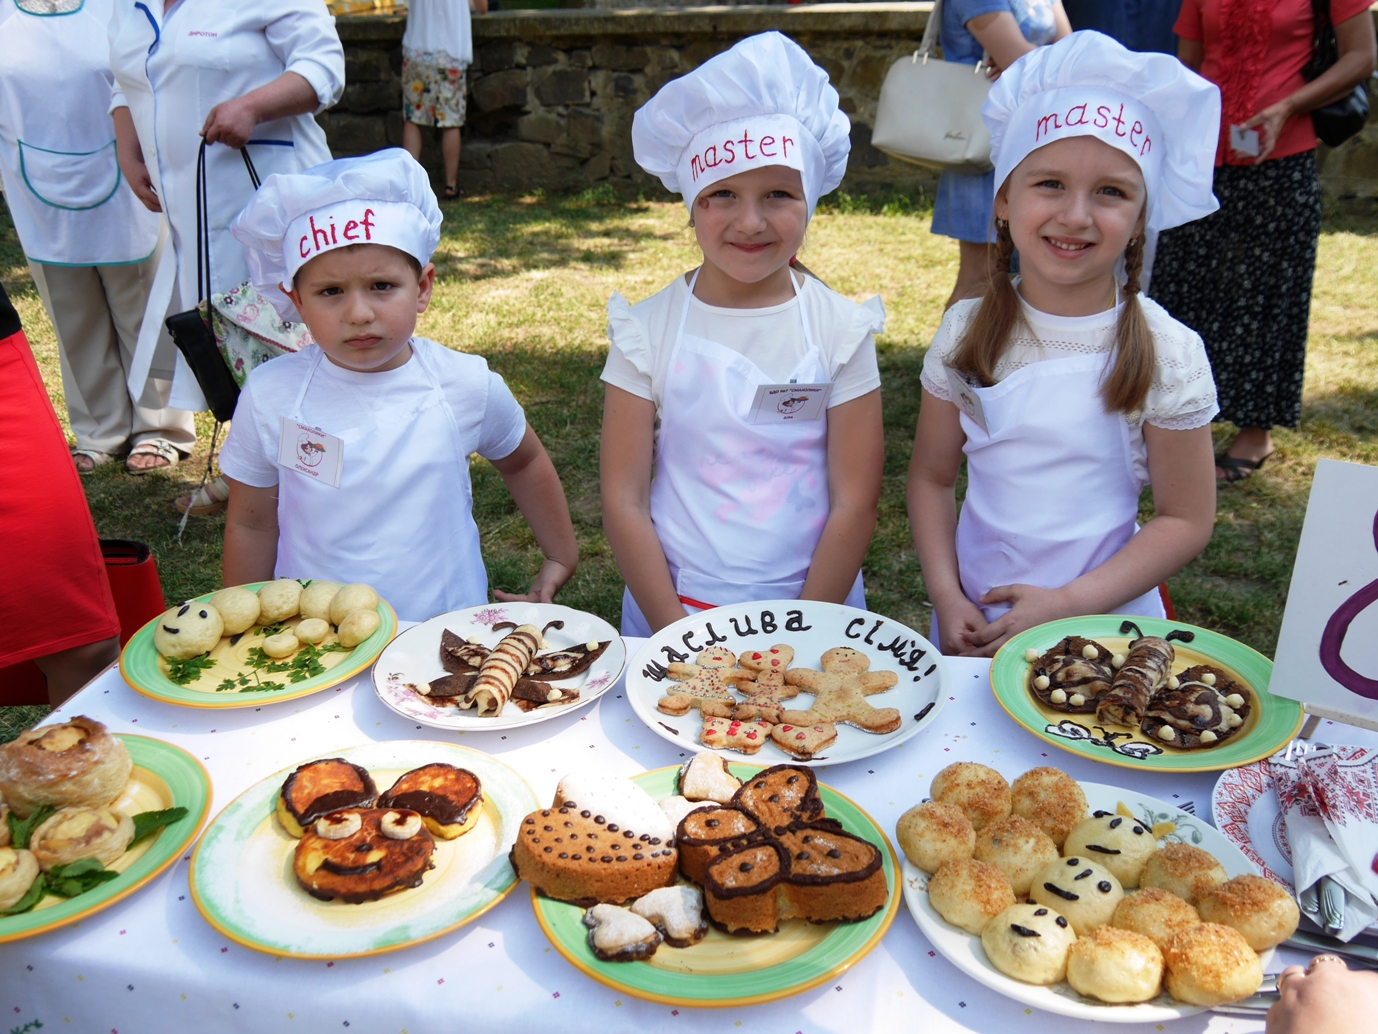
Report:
621,271,865,636
276,345,487,623
952,350,1165,630
0,0,160,267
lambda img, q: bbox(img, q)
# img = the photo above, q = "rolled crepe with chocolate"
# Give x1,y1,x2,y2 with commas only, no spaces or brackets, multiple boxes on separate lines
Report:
467,624,543,717
1096,635,1174,729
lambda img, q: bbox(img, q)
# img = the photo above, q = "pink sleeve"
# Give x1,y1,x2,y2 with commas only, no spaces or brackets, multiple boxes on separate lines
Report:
1332,0,1375,25
1173,0,1203,42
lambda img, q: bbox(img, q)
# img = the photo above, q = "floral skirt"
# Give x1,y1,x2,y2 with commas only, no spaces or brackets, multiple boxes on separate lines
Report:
402,50,467,129
1149,151,1321,430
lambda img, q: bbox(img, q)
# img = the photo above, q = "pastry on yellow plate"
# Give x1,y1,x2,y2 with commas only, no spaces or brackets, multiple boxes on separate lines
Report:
0,847,39,910
0,716,132,818
29,806,134,870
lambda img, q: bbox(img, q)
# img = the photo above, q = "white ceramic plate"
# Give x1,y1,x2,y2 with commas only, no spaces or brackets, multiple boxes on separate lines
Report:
904,781,1271,1022
372,603,626,732
624,601,947,767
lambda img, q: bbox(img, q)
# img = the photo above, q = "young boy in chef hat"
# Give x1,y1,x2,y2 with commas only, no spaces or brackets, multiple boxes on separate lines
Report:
908,31,1222,656
601,31,886,636
218,149,578,622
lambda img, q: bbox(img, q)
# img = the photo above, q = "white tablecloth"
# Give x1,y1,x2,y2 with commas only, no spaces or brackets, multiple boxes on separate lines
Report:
1,638,1366,1033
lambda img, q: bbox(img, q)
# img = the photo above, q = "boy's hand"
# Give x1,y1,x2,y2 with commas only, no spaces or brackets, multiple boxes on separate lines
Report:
932,595,987,657
961,584,1071,657
493,558,575,604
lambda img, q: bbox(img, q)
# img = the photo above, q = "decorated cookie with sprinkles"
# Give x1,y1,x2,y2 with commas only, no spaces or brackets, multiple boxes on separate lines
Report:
729,645,801,721
657,647,755,716
768,721,837,760
699,716,771,755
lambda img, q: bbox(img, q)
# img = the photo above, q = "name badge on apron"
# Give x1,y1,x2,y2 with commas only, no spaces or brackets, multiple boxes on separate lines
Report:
747,382,832,424
278,417,343,488
945,366,988,432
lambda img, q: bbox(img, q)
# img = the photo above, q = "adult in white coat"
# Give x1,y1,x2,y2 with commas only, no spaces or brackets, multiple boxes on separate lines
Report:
0,0,193,474
108,0,344,512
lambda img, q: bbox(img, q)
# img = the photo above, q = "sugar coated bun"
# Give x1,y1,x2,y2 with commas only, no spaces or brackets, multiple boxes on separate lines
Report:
896,801,975,873
981,902,1076,985
1162,922,1263,1006
1062,812,1159,888
928,857,1016,934
257,579,303,623
1010,767,1087,848
930,763,1011,832
1066,926,1164,1003
299,581,343,621
1112,887,1201,950
1030,856,1124,936
294,618,331,644
337,609,381,649
973,815,1058,897
330,584,380,626
1140,842,1227,905
153,600,224,660
209,586,261,636
1196,874,1300,951
0,716,132,818
0,847,39,911
30,805,135,870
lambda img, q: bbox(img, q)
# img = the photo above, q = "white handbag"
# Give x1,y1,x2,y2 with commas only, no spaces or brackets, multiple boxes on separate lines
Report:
871,0,994,175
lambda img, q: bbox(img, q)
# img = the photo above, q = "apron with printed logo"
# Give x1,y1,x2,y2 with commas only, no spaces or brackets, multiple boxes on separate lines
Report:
276,344,487,623
621,271,865,636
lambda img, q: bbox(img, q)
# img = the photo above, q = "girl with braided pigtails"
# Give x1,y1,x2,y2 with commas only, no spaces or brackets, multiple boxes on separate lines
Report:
907,32,1223,658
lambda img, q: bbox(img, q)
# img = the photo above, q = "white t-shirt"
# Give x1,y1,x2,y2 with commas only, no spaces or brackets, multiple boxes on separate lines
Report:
601,272,885,444
921,292,1218,483
219,338,527,489
402,0,473,66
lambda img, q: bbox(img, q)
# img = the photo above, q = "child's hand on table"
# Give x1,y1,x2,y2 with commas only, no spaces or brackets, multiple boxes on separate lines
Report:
960,583,1072,657
931,594,988,657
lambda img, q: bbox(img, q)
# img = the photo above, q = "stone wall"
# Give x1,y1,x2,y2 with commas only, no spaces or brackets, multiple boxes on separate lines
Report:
323,3,1378,201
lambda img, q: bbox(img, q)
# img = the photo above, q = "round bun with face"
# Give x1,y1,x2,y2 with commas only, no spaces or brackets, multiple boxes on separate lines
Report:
973,815,1059,897
257,579,303,623
1010,767,1087,849
208,587,261,636
1196,874,1300,951
299,581,343,621
896,801,975,873
1162,922,1263,1006
1140,842,1227,905
1112,887,1201,950
927,857,1017,935
980,903,1077,985
153,600,224,660
1062,811,1159,888
1066,925,1164,1003
1030,856,1124,936
930,763,1011,832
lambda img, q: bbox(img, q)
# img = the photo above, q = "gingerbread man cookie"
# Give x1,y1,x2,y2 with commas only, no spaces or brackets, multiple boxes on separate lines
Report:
657,647,754,716
727,645,800,722
770,721,838,760
699,716,771,755
780,647,902,735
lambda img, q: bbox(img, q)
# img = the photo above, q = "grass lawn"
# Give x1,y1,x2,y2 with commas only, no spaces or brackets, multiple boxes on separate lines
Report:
3,188,1376,736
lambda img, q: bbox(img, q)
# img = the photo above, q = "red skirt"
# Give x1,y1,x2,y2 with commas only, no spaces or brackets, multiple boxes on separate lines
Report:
0,320,120,667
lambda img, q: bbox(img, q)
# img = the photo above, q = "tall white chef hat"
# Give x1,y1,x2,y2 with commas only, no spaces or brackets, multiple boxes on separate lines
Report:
231,148,442,322
632,31,851,218
984,31,1220,233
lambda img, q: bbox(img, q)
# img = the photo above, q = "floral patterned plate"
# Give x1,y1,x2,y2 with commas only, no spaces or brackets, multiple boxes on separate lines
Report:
905,781,1269,1021
371,603,625,732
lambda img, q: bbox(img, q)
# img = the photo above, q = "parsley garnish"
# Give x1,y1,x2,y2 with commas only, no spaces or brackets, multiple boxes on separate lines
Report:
165,653,217,686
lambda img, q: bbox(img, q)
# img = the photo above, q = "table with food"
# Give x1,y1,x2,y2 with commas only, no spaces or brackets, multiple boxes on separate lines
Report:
1,579,1372,1033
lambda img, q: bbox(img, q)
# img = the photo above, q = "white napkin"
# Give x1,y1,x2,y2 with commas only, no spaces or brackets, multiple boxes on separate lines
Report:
1269,744,1378,941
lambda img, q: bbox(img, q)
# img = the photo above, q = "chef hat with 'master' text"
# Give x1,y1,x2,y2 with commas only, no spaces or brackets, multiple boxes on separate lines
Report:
632,31,850,219
231,148,442,322
983,31,1220,233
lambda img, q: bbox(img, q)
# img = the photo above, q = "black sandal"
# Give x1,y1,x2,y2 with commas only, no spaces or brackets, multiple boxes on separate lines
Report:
1216,449,1275,483
443,184,459,199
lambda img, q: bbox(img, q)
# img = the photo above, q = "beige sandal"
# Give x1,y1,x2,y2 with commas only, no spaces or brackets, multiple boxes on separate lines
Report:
175,475,230,517
72,449,115,474
127,438,182,475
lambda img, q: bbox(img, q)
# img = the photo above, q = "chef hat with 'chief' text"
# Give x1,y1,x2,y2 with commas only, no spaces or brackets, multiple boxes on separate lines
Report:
984,31,1221,233
632,32,851,219
231,148,442,322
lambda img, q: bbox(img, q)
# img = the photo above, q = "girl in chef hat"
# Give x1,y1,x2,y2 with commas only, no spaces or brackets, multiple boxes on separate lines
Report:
908,31,1222,656
601,32,885,636
218,149,578,623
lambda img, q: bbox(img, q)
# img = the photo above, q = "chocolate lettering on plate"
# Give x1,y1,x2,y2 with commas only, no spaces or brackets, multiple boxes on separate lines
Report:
729,615,759,637
913,702,935,722
702,622,728,647
923,664,937,676
660,645,689,664
682,630,702,654
863,620,883,645
784,610,812,632
760,611,777,634
845,618,866,639
642,660,668,682
904,647,927,671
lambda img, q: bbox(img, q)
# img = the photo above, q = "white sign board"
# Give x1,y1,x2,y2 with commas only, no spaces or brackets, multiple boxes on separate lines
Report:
1270,459,1378,727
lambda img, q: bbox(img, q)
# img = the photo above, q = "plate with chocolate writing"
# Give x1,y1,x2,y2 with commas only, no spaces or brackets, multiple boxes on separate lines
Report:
624,601,948,767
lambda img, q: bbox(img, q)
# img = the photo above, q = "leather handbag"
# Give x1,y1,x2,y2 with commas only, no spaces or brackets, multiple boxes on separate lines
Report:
1301,0,1371,148
871,0,994,174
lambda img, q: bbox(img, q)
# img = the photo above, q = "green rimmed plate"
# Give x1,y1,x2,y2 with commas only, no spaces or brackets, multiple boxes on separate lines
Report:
991,616,1305,773
188,741,537,959
530,764,900,1008
119,582,396,709
0,734,211,943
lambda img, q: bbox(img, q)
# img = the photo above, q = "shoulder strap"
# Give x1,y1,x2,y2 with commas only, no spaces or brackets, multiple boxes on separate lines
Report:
195,140,265,303
918,0,942,57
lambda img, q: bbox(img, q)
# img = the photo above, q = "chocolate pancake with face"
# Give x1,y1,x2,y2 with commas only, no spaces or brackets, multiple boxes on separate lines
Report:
293,808,434,903
377,763,484,839
275,758,378,838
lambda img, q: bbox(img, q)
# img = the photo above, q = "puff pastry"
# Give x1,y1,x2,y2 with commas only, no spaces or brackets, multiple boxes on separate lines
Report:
0,717,132,818
29,806,134,871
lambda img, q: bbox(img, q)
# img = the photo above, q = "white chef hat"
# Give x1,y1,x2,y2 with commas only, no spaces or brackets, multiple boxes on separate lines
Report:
632,31,850,218
984,31,1220,233
231,148,442,322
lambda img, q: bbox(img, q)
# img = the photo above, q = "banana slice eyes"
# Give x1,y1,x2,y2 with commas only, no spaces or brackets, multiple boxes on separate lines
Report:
316,811,362,840
380,810,423,840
